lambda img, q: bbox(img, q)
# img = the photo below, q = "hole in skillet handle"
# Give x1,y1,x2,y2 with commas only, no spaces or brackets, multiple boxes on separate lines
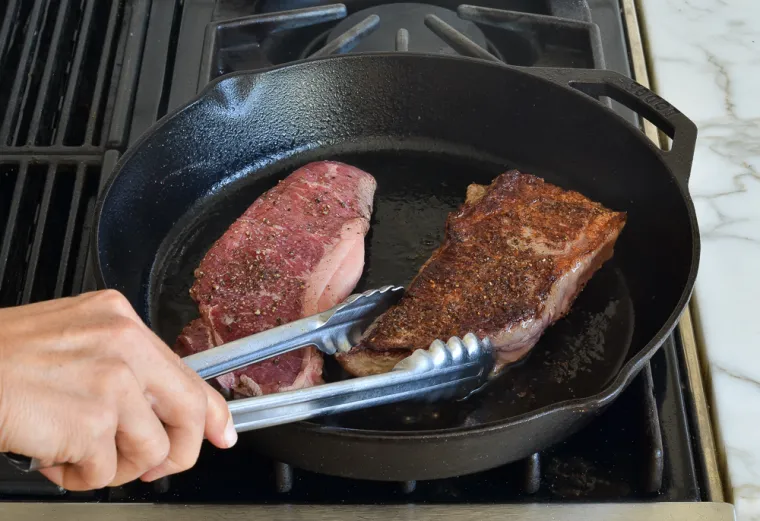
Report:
524,68,698,191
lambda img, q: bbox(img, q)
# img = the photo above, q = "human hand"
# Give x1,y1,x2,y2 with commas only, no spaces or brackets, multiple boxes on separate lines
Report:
0,290,236,490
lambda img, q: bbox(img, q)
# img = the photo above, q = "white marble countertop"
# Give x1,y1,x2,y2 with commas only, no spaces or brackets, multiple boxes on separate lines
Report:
639,0,760,519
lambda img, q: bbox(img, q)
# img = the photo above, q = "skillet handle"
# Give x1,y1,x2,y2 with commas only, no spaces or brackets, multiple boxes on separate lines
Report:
525,68,697,189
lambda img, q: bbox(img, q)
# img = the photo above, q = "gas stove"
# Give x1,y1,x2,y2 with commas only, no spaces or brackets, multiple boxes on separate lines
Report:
0,0,734,519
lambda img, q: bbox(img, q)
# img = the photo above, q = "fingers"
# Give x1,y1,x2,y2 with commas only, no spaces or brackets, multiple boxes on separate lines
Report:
139,383,236,483
13,289,236,487
41,291,229,485
109,380,171,486
201,382,237,450
132,336,232,482
41,435,118,491
135,347,237,482
132,316,237,451
138,372,206,483
62,353,167,488
86,290,236,482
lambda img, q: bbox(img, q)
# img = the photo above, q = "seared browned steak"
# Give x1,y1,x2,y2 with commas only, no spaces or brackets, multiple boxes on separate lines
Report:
174,161,377,396
336,170,626,376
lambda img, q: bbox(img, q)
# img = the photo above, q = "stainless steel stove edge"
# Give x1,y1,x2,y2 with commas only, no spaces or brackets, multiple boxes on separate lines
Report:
0,502,738,520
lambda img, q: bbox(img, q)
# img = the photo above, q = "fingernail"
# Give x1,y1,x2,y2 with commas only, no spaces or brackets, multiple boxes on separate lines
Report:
223,413,238,448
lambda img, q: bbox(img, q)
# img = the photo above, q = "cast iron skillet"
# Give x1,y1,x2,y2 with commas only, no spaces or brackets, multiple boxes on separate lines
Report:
95,53,699,481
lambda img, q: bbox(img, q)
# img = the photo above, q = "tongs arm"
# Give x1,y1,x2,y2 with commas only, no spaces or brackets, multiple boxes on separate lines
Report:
229,334,493,432
183,286,403,380
183,315,325,380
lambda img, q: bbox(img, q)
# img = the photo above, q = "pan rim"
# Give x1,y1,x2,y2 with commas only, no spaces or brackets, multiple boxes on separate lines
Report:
93,52,700,439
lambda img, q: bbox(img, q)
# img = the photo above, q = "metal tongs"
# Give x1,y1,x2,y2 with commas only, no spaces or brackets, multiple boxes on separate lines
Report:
3,286,493,472
184,285,493,432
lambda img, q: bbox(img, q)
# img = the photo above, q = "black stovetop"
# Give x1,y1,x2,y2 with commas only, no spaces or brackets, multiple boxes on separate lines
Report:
0,0,705,504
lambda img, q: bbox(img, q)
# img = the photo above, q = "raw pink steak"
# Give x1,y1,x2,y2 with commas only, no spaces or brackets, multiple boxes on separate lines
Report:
175,161,377,397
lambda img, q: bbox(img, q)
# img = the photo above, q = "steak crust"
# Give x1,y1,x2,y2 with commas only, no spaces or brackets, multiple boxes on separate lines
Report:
336,170,626,376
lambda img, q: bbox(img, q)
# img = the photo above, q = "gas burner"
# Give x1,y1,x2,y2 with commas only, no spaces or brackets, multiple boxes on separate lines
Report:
197,2,603,91
319,3,490,56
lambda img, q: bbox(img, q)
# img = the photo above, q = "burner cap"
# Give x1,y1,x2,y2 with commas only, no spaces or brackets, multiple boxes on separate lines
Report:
327,3,489,55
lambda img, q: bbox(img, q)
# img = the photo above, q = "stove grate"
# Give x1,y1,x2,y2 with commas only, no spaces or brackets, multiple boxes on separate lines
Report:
0,0,131,152
262,360,667,498
0,154,117,308
198,4,349,92
423,12,500,61
196,1,604,92
309,12,379,57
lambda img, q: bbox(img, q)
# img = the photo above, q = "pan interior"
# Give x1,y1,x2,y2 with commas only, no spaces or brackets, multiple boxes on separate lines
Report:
153,146,634,432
